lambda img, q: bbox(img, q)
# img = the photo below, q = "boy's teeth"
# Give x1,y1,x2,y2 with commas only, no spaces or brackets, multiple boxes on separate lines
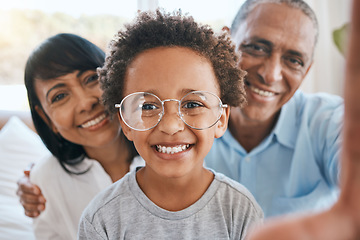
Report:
81,114,107,128
156,144,190,154
249,85,275,97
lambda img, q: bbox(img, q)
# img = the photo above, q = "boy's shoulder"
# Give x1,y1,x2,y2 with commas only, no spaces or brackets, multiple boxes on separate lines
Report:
81,170,134,223
213,170,253,196
212,170,263,217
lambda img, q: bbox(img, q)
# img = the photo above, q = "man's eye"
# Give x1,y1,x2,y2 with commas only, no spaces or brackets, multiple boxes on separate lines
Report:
285,56,304,69
240,44,268,56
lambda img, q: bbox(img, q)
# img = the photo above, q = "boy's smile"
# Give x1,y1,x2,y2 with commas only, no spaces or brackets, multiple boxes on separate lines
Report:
120,46,229,180
155,144,191,154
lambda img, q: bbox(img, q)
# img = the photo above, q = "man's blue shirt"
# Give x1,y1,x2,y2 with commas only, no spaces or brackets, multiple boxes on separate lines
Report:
205,90,343,217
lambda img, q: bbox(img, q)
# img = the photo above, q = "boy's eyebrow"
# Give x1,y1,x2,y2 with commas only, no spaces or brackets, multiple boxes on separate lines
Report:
181,89,197,95
141,89,197,98
46,83,66,99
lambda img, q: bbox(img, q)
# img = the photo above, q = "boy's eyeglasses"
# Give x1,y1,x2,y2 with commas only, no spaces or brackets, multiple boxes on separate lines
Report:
115,91,228,131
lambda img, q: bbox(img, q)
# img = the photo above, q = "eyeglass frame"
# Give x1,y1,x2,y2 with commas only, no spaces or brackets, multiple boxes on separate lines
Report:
115,90,228,131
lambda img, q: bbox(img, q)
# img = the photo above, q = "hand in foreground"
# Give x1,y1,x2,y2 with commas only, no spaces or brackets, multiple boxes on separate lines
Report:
16,163,46,218
247,0,360,239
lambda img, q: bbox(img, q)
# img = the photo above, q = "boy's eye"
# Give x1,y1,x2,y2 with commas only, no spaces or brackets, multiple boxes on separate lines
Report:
141,103,158,111
139,102,161,117
182,101,203,109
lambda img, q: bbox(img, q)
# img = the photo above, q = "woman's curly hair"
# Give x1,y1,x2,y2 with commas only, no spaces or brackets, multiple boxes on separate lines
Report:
99,9,246,114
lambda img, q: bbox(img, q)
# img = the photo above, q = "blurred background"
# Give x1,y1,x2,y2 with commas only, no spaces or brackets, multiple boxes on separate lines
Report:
0,0,351,111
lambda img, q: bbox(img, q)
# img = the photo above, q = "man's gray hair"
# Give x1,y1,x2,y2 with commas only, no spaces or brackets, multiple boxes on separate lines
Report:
231,0,319,45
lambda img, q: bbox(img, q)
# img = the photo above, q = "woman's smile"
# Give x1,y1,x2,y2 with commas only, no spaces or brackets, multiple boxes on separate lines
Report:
80,112,109,130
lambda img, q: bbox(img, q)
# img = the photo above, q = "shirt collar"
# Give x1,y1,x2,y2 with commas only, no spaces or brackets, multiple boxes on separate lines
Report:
272,91,301,149
221,91,302,153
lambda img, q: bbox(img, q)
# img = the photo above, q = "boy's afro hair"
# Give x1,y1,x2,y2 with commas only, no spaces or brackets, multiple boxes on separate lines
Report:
99,9,247,114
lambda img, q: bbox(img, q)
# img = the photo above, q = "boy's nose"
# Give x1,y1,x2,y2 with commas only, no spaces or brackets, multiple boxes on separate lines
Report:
157,102,185,135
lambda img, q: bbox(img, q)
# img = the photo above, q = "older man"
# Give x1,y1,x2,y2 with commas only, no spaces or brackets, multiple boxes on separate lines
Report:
248,0,360,238
205,0,343,217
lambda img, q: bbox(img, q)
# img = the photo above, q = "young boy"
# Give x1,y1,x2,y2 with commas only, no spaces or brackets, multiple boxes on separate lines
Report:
78,10,263,240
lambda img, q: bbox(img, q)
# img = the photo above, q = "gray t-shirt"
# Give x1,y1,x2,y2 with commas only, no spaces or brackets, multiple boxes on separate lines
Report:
78,168,263,240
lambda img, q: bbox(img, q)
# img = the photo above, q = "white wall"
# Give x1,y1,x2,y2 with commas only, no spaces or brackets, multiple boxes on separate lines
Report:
302,0,351,96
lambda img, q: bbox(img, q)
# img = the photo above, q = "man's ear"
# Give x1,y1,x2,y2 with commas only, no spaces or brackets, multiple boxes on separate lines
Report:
304,61,313,78
215,106,230,139
117,111,134,141
35,105,58,134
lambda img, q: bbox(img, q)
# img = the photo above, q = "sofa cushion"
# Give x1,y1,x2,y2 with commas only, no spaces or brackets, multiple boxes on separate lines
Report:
0,116,50,239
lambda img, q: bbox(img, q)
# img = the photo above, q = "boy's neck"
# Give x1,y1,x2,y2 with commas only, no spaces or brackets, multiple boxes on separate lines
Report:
136,167,214,211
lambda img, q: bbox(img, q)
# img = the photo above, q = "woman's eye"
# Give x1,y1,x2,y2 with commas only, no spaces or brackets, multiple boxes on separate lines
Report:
51,93,67,103
86,74,99,84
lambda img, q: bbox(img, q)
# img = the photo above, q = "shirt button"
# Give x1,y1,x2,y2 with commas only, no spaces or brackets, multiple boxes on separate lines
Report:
244,157,251,162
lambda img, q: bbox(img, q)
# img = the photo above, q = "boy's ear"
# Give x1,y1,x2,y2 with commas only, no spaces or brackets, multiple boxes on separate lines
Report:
35,105,59,134
117,111,134,141
214,106,230,138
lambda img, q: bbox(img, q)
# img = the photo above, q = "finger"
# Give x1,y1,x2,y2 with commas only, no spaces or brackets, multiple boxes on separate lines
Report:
345,0,360,78
17,180,41,195
351,0,360,32
23,162,35,177
20,193,46,204
343,0,360,161
25,209,40,218
21,201,46,212
341,0,360,199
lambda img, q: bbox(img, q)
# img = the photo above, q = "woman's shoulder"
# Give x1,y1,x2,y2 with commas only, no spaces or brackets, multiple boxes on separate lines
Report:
30,154,59,181
30,155,86,183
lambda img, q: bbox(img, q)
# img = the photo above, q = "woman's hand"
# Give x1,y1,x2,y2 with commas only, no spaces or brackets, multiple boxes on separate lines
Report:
16,163,46,217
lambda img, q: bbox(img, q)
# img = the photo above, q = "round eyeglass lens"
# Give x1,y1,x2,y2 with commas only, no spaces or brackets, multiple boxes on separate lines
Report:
179,91,224,130
119,91,225,131
120,92,163,131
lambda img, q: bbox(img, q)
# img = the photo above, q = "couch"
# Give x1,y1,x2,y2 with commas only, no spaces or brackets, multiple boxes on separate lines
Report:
0,110,50,239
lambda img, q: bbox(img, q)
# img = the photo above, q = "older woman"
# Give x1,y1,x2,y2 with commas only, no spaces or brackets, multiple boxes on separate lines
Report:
18,33,143,239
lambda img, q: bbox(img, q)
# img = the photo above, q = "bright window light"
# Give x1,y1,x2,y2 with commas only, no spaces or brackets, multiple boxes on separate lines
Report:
0,0,245,111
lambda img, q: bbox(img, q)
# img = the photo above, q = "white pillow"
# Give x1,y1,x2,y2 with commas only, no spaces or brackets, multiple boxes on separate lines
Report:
0,116,50,239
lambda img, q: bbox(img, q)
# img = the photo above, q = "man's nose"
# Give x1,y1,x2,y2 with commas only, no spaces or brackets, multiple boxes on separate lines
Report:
258,55,283,84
